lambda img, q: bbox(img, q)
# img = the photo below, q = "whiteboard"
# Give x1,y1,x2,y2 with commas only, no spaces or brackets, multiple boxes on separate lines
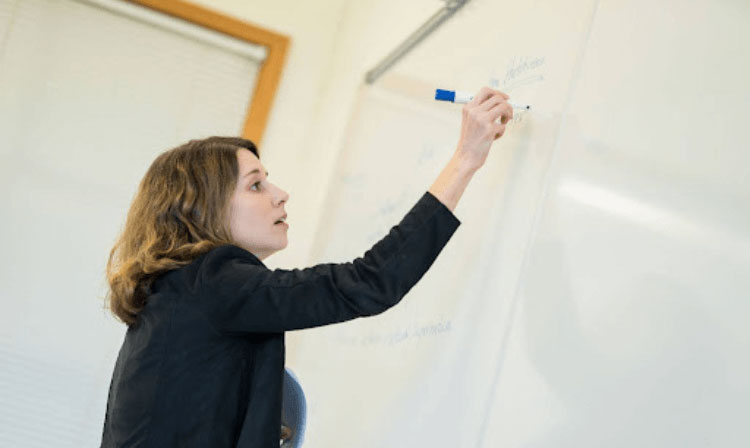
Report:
288,0,750,446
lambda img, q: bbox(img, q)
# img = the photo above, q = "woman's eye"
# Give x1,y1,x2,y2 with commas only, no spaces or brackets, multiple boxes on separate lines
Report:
251,182,261,191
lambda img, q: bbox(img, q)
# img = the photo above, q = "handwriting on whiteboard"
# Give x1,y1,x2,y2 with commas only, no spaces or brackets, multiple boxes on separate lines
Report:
332,319,453,346
502,55,546,89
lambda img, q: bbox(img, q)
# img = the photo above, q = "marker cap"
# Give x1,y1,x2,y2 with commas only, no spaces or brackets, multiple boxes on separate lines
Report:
435,89,456,102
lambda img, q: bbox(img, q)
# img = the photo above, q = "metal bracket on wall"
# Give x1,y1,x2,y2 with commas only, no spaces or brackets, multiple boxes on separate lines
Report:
364,0,470,84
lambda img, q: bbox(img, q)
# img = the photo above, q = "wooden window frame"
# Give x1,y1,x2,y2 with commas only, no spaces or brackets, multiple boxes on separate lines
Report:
127,0,290,150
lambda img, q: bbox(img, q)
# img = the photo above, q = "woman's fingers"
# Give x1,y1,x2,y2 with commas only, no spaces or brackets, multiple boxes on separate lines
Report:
492,123,506,140
486,102,513,125
476,89,510,110
467,86,496,108
479,94,504,112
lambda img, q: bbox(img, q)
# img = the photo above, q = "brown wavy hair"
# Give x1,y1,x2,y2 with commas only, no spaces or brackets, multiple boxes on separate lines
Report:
105,136,259,326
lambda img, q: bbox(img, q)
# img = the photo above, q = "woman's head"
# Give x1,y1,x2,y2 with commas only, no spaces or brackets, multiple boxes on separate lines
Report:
105,136,289,325
228,143,290,259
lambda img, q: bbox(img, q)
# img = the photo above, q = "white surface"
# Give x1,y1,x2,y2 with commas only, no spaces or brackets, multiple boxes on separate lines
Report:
288,0,750,446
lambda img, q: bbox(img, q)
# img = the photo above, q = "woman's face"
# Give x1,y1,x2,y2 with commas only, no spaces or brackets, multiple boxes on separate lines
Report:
228,149,290,260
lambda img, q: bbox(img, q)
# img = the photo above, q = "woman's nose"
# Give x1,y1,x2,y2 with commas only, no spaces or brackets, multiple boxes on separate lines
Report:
273,185,289,205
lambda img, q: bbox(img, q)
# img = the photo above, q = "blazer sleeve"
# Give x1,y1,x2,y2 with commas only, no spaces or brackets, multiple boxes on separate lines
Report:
197,191,461,334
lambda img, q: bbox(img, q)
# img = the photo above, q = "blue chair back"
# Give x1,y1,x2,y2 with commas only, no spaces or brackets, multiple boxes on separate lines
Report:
281,367,306,447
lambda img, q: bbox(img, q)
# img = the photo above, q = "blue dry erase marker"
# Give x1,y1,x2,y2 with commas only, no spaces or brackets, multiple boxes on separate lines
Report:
435,89,531,110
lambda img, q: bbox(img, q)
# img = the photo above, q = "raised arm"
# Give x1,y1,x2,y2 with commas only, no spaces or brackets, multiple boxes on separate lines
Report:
198,86,512,334
197,191,460,334
429,86,513,211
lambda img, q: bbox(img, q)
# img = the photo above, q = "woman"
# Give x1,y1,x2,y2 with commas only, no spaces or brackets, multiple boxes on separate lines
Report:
100,87,513,447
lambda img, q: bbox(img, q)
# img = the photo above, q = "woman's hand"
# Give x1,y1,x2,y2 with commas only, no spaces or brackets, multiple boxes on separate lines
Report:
455,86,513,170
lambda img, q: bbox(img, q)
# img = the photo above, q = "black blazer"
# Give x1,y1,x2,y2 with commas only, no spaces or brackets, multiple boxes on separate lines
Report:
100,191,461,447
